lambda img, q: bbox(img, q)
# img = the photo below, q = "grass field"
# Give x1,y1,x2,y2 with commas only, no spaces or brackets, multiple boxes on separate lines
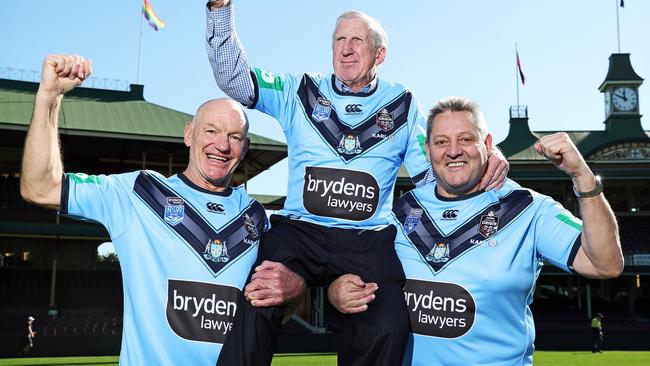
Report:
1,351,650,365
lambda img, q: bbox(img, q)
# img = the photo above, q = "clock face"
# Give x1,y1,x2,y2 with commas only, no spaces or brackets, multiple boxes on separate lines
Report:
612,87,638,112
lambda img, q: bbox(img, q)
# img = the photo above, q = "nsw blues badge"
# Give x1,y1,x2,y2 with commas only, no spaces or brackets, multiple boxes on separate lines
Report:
164,197,185,226
312,97,332,122
404,208,423,234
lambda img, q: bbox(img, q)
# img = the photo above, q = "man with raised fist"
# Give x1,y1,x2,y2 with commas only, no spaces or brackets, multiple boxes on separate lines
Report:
328,96,623,366
20,54,303,366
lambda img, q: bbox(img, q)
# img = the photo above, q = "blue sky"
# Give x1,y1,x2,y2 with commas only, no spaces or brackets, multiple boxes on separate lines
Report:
1,0,648,196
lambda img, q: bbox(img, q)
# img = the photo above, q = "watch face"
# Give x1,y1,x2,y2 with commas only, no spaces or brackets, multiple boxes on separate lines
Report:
612,87,638,112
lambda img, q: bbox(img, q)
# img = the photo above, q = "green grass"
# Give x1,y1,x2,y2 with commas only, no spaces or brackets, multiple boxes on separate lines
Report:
1,351,649,366
534,351,650,366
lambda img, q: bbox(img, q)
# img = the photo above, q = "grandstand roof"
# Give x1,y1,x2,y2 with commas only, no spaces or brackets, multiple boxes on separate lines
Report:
0,78,287,182
0,78,283,146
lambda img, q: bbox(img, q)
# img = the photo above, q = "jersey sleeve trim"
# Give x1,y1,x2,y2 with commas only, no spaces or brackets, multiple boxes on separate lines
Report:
249,69,260,109
566,234,582,273
59,173,70,215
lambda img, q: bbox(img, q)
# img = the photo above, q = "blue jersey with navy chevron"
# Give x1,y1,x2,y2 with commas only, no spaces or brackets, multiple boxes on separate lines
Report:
60,170,268,366
392,179,582,366
252,68,433,229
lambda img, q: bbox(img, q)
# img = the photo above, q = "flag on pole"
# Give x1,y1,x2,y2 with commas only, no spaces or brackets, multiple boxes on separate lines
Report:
620,0,624,7
516,50,526,85
143,0,165,31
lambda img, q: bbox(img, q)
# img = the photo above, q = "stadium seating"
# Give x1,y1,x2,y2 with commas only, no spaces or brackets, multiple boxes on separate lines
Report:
0,176,56,222
618,216,650,254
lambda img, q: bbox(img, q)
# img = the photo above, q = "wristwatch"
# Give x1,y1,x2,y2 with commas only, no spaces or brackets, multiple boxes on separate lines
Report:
573,179,603,199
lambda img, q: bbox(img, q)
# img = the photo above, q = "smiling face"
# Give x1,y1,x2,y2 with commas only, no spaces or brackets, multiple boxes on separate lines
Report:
183,99,249,192
332,16,386,93
426,110,492,198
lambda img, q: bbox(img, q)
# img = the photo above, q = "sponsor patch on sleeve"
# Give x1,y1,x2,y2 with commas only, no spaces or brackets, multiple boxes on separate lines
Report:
67,173,101,184
555,212,583,230
253,67,283,91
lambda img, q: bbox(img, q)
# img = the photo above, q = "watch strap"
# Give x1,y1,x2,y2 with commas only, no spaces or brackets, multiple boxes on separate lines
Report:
573,179,603,199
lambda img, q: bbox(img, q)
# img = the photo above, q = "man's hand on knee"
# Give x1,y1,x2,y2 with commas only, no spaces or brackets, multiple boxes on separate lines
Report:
327,274,378,314
244,260,305,307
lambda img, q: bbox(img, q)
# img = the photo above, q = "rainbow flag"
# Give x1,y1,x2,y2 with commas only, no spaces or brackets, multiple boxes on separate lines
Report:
516,50,526,85
143,0,165,31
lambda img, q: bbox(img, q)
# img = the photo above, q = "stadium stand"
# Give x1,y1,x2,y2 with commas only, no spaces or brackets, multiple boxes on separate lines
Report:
3,50,650,356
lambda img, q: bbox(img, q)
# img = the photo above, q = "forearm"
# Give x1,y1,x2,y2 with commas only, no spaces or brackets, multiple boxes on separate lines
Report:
20,91,64,210
574,175,623,278
205,3,255,106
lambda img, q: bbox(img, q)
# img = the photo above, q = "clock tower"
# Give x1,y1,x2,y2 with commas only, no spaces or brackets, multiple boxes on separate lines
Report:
598,53,645,142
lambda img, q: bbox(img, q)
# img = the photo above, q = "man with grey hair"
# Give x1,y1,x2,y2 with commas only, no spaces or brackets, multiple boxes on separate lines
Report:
329,96,623,365
205,3,509,365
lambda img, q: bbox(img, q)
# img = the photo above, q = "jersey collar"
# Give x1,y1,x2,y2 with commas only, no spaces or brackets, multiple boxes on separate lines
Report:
333,75,378,95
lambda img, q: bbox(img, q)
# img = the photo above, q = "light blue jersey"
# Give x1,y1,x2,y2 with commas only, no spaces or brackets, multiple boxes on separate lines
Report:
60,170,268,366
252,69,433,229
391,179,582,366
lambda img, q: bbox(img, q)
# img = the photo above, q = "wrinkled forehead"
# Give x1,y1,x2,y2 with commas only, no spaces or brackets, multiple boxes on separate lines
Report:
335,17,371,37
195,105,247,131
431,111,480,134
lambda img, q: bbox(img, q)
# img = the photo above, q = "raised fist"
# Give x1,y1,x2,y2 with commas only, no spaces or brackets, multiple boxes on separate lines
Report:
38,54,92,99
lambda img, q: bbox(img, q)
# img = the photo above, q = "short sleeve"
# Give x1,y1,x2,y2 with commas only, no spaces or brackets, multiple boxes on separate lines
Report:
534,197,583,272
60,172,136,238
402,95,433,187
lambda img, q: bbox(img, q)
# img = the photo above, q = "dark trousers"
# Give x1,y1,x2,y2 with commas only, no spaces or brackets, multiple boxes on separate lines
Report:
217,215,410,366
592,328,603,352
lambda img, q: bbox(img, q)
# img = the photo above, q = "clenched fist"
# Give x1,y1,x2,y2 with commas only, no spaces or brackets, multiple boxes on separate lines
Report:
38,54,92,100
534,132,597,191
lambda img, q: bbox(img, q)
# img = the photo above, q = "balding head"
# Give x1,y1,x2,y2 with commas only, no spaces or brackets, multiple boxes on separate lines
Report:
193,98,249,137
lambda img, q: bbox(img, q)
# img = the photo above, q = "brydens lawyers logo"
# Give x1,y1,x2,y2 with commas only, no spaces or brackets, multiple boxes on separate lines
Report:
403,279,476,338
303,166,379,221
167,279,240,344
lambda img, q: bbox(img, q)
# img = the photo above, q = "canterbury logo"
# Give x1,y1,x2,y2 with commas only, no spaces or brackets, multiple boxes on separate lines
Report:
345,104,363,113
442,209,459,220
206,202,225,213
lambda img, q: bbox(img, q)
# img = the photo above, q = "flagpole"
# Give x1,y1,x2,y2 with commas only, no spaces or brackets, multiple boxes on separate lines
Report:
515,44,520,107
136,0,144,84
615,0,621,53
